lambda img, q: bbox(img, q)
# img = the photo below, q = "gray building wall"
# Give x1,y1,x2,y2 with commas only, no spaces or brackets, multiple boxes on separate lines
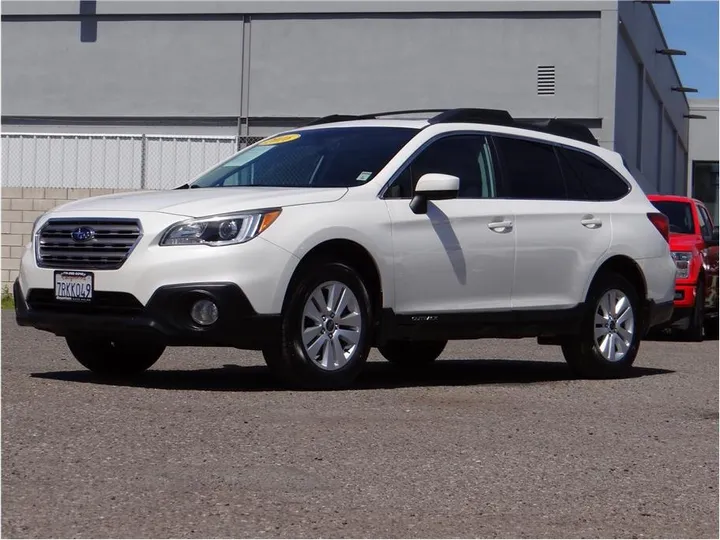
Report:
688,99,719,166
1,0,689,194
613,1,689,194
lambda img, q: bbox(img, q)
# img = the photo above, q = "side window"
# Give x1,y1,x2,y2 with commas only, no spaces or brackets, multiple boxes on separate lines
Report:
385,135,497,199
493,136,566,200
697,205,713,237
557,147,630,201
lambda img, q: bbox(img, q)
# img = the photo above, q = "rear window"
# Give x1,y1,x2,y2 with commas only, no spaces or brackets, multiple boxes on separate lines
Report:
651,200,695,235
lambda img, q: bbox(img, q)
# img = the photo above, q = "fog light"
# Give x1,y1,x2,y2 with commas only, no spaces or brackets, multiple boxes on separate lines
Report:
190,299,219,326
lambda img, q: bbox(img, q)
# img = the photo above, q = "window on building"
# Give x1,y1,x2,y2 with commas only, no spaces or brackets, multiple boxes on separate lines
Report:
492,136,565,200
385,135,498,199
692,161,719,226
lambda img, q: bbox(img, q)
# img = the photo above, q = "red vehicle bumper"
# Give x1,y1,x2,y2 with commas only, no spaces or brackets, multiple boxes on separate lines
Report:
673,283,697,309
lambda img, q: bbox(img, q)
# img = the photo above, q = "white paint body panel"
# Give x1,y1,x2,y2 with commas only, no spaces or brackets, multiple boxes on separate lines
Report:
511,200,612,309
17,118,676,329
385,198,516,312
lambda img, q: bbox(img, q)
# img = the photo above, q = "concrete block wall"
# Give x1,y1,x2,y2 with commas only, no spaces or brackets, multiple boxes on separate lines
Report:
1,187,129,292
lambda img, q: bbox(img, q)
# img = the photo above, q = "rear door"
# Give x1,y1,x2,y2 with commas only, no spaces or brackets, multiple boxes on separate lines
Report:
492,136,614,309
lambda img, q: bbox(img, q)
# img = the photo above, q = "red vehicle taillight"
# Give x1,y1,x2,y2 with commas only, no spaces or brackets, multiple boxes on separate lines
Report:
647,212,670,243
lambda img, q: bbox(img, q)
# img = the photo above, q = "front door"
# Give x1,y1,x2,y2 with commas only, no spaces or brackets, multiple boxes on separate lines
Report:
384,134,516,314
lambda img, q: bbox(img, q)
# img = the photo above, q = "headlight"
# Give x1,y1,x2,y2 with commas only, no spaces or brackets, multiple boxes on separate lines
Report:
671,251,692,279
30,213,47,241
160,209,281,246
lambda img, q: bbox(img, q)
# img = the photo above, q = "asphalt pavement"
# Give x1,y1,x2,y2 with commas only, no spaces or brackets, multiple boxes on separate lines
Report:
2,311,718,538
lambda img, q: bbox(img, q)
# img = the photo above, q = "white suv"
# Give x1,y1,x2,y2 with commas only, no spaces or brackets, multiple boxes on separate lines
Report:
15,108,677,389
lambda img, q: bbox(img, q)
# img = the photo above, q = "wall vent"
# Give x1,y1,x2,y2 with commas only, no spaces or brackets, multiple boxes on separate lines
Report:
537,65,556,95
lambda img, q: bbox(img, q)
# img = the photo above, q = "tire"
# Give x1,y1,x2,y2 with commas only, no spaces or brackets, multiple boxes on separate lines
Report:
262,261,373,390
680,279,705,342
561,272,642,378
705,318,719,340
65,336,165,377
379,339,447,367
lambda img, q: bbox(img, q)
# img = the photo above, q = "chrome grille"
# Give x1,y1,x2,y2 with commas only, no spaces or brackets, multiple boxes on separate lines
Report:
36,219,142,270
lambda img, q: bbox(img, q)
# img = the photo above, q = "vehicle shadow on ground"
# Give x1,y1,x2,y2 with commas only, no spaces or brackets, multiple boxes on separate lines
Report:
31,359,674,392
644,330,719,343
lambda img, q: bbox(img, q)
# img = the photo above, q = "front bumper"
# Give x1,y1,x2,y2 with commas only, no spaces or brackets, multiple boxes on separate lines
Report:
673,283,697,309
19,210,300,314
14,279,280,349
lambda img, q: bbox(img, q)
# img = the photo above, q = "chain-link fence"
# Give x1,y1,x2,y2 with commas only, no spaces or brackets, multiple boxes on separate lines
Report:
1,133,264,190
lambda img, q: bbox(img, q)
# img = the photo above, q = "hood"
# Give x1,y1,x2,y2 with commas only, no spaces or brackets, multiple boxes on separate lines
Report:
52,186,348,218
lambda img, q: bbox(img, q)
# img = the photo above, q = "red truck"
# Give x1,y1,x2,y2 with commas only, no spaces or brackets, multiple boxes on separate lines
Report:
648,194,719,340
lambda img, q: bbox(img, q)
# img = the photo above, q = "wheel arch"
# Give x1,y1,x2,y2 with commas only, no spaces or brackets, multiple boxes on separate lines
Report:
280,239,385,320
584,254,649,303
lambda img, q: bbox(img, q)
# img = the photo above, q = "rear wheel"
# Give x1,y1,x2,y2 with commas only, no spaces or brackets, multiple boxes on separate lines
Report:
262,261,373,389
66,336,165,377
562,273,641,378
379,339,447,367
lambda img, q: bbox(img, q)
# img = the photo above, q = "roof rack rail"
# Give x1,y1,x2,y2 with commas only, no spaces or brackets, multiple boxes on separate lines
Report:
305,108,598,146
430,109,598,145
365,109,449,118
304,109,449,126
303,114,365,126
428,108,514,126
517,118,599,146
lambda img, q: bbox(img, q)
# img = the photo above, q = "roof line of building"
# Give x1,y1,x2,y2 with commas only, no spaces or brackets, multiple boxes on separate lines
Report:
1,0,616,16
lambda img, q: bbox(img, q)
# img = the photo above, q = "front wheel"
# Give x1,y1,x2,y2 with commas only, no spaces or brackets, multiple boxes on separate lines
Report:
379,340,447,367
561,273,642,378
65,336,165,377
263,261,373,389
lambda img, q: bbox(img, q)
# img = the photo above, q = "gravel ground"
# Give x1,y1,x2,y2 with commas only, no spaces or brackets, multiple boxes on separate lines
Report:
2,311,718,538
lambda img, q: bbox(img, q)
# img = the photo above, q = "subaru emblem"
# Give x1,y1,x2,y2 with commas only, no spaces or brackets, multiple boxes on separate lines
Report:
71,226,96,243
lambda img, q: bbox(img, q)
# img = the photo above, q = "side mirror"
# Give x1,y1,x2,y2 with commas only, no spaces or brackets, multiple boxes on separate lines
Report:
708,226,719,247
409,173,460,215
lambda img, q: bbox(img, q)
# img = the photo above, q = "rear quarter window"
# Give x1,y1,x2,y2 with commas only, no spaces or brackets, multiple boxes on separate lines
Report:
557,147,630,201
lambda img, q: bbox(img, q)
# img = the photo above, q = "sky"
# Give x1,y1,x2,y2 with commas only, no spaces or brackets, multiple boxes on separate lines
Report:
655,0,719,99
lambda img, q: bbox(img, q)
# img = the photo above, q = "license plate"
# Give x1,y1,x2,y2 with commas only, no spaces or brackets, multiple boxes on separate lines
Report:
54,271,94,302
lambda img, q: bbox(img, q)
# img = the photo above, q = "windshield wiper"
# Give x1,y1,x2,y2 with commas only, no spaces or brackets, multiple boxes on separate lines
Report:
174,183,201,190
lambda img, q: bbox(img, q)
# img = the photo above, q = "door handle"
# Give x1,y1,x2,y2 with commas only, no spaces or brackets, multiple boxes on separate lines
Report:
581,215,603,229
488,220,513,232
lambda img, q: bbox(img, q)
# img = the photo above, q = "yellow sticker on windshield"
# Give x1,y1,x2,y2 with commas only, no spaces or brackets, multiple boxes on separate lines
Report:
258,133,301,146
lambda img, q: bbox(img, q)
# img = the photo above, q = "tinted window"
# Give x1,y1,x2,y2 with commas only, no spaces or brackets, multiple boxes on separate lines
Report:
385,135,497,199
699,205,715,229
493,136,566,200
697,205,713,238
191,127,417,188
557,148,630,201
651,200,695,234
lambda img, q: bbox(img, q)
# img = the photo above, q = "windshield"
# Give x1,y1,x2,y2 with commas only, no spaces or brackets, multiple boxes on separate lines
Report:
190,127,417,188
652,200,695,234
